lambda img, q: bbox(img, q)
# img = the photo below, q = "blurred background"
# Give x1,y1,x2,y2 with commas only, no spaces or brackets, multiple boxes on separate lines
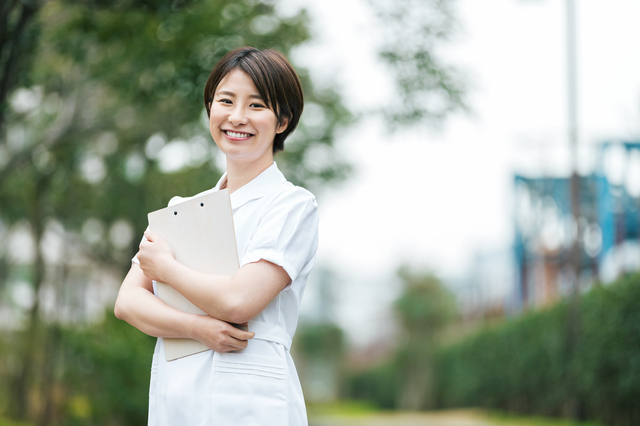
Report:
1,0,640,425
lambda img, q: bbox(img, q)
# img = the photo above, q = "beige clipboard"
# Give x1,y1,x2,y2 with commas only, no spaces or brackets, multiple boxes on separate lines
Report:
147,189,239,361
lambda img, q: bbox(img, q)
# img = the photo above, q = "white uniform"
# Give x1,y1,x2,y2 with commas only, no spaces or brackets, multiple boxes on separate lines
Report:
133,162,319,426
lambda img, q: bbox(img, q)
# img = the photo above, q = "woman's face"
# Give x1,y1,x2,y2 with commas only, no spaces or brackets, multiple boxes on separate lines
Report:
209,69,287,168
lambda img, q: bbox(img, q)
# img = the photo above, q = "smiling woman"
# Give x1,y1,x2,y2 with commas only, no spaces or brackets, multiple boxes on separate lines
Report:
208,69,288,176
114,47,318,426
204,48,303,154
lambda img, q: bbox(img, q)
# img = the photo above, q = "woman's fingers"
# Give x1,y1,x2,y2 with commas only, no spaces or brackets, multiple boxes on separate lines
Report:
216,335,248,353
136,232,176,282
143,230,157,241
193,316,255,353
222,327,254,352
229,325,255,341
221,324,254,350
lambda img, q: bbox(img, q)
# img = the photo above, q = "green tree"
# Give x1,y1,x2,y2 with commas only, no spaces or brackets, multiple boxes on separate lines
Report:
293,267,346,403
59,311,157,425
369,0,467,126
394,265,456,410
0,0,41,132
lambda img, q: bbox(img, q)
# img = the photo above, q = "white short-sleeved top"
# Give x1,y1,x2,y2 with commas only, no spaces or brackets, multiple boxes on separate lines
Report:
133,162,319,426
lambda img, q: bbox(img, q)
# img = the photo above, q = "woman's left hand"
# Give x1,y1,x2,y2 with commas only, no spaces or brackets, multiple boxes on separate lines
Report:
137,231,175,282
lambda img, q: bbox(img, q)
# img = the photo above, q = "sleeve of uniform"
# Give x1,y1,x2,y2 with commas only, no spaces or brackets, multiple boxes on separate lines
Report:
240,188,319,285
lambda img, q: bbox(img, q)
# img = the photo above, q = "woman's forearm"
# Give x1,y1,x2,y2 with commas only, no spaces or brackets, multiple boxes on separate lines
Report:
155,258,289,325
137,232,291,324
158,259,278,324
115,265,255,352
115,265,199,339
158,259,238,322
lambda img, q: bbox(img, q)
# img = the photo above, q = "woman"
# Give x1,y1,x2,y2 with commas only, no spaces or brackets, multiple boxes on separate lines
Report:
114,47,318,426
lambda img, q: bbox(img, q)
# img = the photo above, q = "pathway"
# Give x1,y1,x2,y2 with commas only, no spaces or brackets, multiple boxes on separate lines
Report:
310,410,501,426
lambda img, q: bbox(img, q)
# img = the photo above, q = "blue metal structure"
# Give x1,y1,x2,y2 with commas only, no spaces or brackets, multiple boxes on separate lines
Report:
596,142,640,262
513,141,640,311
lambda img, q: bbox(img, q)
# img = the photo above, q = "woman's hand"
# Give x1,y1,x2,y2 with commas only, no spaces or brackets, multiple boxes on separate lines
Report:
137,231,175,282
189,315,255,353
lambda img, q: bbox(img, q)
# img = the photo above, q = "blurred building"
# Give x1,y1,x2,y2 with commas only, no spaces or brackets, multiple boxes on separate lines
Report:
451,249,513,324
0,219,124,329
513,141,640,311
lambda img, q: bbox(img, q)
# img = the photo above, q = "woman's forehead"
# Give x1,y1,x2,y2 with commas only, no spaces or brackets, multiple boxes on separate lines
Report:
215,69,261,96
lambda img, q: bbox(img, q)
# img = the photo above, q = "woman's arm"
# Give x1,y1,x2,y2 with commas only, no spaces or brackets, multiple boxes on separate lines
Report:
114,263,254,353
136,231,290,325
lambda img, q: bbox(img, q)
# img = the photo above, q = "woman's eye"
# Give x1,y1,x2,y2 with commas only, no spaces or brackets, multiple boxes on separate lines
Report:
218,99,232,104
250,103,265,108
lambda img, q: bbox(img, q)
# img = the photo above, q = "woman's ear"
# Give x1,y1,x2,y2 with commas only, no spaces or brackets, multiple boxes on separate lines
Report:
276,116,289,134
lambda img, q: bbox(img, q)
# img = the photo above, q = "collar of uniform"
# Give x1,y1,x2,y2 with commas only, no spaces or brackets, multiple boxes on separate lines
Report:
214,162,286,209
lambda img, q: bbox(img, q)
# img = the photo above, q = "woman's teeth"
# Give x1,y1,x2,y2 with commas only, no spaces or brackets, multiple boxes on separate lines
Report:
225,131,252,138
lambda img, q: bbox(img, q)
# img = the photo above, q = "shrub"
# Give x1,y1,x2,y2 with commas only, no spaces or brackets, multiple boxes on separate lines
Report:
435,272,640,425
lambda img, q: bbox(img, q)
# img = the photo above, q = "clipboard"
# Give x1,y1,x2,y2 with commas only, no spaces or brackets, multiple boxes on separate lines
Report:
147,189,239,361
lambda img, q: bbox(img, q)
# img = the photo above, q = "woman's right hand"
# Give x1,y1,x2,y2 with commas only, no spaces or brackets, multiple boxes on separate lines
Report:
189,315,255,353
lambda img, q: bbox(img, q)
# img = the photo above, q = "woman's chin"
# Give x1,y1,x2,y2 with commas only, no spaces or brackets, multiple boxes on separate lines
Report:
224,151,273,166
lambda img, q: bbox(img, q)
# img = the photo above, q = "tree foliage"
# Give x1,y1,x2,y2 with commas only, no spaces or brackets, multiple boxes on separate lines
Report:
436,273,640,425
369,0,467,126
0,0,41,132
59,311,156,425
345,267,456,410
2,0,351,244
395,265,456,336
393,266,455,410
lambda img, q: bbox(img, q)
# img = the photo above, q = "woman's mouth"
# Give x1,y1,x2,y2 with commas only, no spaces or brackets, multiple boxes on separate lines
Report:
224,130,253,139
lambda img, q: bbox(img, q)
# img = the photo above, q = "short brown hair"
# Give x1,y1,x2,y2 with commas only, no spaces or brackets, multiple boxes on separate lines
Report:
204,47,304,153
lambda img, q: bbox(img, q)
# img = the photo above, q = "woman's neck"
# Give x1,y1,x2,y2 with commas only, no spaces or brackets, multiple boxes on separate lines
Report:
224,157,273,194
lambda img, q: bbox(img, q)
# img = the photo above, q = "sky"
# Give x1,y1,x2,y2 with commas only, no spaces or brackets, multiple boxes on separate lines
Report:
282,0,640,346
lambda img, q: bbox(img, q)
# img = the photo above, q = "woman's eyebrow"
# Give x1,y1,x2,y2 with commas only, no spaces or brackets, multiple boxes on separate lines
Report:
216,90,263,100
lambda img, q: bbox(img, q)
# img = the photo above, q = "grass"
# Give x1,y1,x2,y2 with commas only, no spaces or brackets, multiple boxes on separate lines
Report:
307,402,605,426
307,400,380,418
1,405,605,426
0,418,36,426
488,411,604,426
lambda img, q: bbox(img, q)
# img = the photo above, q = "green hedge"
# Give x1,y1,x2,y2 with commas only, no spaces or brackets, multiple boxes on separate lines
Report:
59,311,156,425
346,359,401,409
436,273,640,425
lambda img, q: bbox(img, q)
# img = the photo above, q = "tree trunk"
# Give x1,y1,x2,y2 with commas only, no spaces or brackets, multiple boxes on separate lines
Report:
39,324,61,426
14,175,47,420
0,0,39,133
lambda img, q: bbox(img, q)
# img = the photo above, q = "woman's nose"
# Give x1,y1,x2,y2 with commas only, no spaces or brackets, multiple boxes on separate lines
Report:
228,107,248,126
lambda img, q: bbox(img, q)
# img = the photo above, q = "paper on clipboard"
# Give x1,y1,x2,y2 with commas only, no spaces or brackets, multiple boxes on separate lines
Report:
147,189,239,361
